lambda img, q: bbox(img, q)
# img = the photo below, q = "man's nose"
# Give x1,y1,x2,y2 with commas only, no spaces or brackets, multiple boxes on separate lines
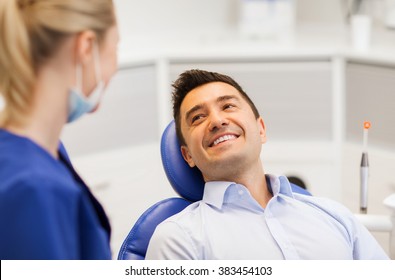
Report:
208,111,229,131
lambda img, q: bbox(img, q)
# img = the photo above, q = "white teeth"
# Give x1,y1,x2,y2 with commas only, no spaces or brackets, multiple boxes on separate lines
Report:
213,135,236,146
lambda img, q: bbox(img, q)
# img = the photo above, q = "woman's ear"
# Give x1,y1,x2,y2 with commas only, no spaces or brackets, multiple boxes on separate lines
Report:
181,145,196,168
74,30,97,65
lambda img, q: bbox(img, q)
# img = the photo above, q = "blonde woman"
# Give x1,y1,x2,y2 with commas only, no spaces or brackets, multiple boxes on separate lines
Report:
0,0,119,259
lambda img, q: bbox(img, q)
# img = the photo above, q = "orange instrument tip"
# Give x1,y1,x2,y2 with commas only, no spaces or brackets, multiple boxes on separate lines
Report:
364,121,371,129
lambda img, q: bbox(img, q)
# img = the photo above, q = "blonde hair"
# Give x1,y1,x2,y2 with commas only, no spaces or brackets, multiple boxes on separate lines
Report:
0,0,115,126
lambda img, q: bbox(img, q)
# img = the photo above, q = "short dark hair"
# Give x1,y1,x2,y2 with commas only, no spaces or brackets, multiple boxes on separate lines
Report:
172,69,260,146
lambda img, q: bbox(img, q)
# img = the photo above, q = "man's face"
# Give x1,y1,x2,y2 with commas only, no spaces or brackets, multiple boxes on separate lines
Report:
179,82,266,181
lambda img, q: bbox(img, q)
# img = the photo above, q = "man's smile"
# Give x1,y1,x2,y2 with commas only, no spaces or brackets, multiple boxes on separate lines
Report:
208,133,239,147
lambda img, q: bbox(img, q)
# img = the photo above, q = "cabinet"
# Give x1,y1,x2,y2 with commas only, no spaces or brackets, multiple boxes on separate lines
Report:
346,62,395,151
343,61,395,214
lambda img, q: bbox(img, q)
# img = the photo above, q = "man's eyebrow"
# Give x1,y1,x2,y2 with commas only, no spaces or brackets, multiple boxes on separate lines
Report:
216,94,240,103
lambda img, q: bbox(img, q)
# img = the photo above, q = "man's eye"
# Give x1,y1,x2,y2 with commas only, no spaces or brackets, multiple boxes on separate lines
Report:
224,104,235,110
191,114,204,124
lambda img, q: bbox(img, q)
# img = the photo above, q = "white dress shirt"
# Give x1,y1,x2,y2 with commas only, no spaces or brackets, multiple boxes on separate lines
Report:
146,174,389,260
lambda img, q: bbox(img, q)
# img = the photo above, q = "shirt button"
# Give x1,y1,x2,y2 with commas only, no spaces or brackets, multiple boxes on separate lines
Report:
238,190,244,195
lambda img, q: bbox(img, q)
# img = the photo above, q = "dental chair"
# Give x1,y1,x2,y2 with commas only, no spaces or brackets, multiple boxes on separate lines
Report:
117,120,311,260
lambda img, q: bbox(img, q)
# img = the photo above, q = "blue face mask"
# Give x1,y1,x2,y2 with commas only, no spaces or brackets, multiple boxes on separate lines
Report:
67,43,105,123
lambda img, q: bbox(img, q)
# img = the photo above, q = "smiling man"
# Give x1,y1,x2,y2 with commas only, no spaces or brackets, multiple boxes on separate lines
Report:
179,80,270,208
145,69,389,260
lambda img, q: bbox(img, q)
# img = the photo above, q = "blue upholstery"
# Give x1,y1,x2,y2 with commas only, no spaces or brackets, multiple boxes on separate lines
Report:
117,198,190,260
117,120,311,259
160,120,204,201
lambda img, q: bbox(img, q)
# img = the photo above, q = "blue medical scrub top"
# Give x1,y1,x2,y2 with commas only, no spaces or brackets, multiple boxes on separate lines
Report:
0,129,111,259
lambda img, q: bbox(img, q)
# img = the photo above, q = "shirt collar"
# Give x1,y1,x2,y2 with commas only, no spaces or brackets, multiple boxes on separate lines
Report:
202,181,235,209
266,174,294,198
202,174,295,209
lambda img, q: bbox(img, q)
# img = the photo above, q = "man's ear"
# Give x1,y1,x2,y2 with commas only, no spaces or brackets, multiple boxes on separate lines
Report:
258,117,267,144
181,145,196,168
75,30,97,65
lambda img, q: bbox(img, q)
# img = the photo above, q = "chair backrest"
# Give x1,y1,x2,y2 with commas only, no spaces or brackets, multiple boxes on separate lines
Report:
117,197,190,260
117,120,310,259
160,120,205,201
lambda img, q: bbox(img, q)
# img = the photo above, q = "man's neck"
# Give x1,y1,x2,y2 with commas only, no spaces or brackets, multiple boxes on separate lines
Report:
205,159,272,208
234,168,271,208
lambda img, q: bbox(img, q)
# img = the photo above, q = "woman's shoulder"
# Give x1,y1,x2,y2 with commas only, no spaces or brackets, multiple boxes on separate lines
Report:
0,134,80,197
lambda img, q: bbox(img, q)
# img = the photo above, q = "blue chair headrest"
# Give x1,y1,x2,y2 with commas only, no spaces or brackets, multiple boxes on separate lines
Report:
160,120,204,202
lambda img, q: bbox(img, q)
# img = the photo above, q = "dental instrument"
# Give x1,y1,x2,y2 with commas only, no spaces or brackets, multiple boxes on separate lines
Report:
360,121,370,214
